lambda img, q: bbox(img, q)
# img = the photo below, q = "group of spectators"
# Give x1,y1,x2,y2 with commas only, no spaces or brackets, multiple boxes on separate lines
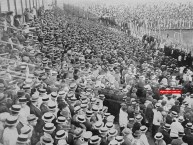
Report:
88,2,193,30
0,3,193,145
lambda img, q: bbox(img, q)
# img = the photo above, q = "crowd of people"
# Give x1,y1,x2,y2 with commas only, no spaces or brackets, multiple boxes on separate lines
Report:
0,3,193,145
88,2,193,30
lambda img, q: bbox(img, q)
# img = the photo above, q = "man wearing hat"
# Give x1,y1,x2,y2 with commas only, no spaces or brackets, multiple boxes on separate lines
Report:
99,127,108,145
82,131,93,145
16,134,29,145
3,115,19,145
29,94,44,134
119,103,128,133
89,135,101,145
154,132,166,145
139,126,149,145
73,128,84,145
27,114,39,145
160,123,172,145
18,97,30,125
170,116,184,139
171,131,185,145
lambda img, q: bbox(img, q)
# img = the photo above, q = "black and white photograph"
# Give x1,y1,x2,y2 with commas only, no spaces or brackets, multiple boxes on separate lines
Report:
0,0,193,145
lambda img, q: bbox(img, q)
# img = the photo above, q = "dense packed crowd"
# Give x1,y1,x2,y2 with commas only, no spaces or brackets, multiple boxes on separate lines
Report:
88,2,193,30
0,4,193,145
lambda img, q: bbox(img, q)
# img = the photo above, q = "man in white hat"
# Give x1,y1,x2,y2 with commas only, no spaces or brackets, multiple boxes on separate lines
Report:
3,115,19,145
140,126,149,145
119,103,128,132
170,116,184,139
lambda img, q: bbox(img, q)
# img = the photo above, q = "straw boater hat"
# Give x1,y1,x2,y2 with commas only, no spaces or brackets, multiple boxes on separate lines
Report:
76,115,86,123
99,127,108,135
163,123,171,130
93,121,104,130
10,105,21,113
89,135,101,144
122,128,132,135
115,136,124,144
140,126,148,133
16,134,28,144
82,131,93,140
42,112,55,123
40,135,54,144
109,140,119,145
55,130,67,140
27,114,38,122
154,132,163,140
48,101,57,111
105,122,115,129
43,123,56,132
5,115,18,126
56,116,67,124
21,125,31,134
108,128,118,137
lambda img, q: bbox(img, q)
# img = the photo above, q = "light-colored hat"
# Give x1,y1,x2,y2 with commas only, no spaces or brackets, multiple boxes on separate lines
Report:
16,134,28,144
140,126,148,133
108,128,118,137
89,135,101,144
115,136,124,144
82,131,92,139
48,101,57,111
154,132,163,140
55,130,67,140
109,140,119,145
43,123,56,132
178,116,185,122
93,121,104,130
21,125,31,134
42,112,55,123
106,115,115,123
5,115,18,126
76,115,86,123
105,122,115,129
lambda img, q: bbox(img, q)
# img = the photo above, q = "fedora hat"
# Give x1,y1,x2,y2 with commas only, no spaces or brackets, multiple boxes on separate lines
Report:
55,130,67,140
89,135,101,144
42,112,55,123
93,121,104,130
16,134,28,144
140,126,148,133
154,132,163,140
43,123,56,132
5,115,18,126
108,128,118,137
10,105,21,113
76,115,86,123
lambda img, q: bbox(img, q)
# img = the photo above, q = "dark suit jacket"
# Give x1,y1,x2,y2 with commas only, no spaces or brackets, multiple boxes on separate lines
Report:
161,129,172,144
29,103,44,133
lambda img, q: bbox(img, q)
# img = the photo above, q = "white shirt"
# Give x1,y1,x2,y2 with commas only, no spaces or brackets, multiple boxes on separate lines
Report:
3,127,18,145
153,109,163,126
119,109,128,127
19,105,30,125
140,133,149,145
170,121,184,138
